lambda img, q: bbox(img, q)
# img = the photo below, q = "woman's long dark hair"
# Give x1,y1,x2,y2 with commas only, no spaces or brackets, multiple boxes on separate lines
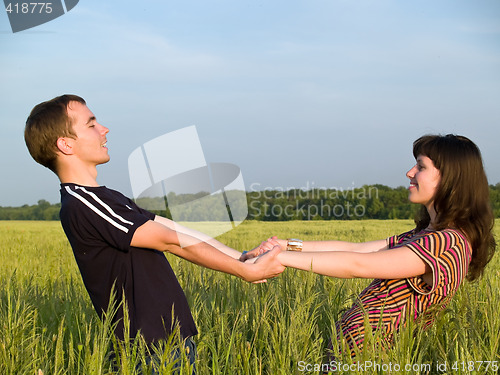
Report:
413,134,496,281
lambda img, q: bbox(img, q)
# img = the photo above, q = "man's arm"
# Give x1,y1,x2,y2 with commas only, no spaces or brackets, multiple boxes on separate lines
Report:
130,220,284,283
153,215,243,259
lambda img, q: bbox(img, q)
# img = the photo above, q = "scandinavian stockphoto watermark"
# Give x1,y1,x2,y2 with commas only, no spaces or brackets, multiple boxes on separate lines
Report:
127,126,248,247
4,0,79,33
248,182,379,220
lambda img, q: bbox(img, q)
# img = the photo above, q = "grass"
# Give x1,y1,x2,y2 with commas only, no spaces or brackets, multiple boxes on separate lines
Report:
0,220,499,374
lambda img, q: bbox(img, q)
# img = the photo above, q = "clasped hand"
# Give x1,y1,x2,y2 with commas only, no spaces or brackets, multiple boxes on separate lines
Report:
238,236,284,283
239,236,282,262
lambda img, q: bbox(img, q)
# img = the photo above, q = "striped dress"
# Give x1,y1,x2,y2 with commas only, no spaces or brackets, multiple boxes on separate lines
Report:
336,228,472,355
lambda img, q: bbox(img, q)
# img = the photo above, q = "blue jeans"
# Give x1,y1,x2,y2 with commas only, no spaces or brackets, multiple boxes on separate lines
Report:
173,337,196,374
144,337,197,375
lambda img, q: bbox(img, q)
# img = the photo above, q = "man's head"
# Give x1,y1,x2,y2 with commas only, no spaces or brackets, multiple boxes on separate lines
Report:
25,94,85,173
25,95,110,177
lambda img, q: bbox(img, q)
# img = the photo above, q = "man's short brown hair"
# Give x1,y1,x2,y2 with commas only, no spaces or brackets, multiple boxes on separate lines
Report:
25,94,85,173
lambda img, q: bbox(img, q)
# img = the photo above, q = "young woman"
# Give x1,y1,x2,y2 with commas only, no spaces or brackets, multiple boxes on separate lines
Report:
242,134,496,356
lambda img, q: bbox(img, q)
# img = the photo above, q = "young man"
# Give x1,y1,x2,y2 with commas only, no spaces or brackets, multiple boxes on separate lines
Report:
24,94,284,370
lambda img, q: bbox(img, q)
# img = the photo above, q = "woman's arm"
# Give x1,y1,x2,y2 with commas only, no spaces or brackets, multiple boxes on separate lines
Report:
277,245,430,279
240,237,387,261
273,238,387,253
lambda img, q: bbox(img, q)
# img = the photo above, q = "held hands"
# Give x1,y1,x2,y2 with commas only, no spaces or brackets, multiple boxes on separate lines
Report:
245,245,285,283
239,236,281,262
238,237,284,283
239,237,285,283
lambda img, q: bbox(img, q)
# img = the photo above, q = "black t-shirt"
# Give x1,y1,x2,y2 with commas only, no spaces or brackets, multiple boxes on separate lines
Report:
59,183,197,342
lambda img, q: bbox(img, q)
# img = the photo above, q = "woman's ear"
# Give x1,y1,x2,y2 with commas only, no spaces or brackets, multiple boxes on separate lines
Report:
56,137,74,155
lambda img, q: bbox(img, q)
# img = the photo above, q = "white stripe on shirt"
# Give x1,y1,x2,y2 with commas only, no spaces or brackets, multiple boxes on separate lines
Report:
64,186,129,233
76,186,134,225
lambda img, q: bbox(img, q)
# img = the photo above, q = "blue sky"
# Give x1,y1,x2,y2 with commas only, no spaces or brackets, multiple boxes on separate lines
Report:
1,0,499,206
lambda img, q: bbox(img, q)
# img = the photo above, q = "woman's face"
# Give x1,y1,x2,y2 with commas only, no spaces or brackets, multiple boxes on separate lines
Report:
406,155,441,210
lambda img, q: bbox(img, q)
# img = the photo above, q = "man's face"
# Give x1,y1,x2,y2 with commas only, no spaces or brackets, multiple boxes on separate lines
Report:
65,101,110,167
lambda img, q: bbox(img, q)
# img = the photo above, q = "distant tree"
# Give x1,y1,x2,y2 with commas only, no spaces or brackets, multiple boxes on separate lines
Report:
1,184,499,220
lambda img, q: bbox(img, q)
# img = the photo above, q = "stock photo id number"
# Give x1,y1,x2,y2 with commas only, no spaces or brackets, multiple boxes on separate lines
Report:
3,0,79,32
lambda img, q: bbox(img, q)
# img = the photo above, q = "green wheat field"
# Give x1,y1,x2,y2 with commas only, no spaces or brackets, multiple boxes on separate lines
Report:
1,220,499,374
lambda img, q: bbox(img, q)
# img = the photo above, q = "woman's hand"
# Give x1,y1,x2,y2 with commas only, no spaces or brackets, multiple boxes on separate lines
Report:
239,236,281,262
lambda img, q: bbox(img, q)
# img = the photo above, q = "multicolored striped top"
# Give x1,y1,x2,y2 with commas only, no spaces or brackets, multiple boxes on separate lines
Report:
336,228,472,356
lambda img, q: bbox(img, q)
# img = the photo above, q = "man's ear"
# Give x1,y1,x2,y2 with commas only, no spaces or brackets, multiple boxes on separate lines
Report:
56,137,75,155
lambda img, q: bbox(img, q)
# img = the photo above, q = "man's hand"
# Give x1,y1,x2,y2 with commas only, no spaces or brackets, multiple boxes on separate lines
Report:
243,245,285,283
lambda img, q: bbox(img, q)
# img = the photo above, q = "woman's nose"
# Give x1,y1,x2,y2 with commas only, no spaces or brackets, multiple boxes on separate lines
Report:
406,165,416,179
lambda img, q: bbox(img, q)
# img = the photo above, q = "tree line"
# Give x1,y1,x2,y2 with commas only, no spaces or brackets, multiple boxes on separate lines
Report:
1,183,500,221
